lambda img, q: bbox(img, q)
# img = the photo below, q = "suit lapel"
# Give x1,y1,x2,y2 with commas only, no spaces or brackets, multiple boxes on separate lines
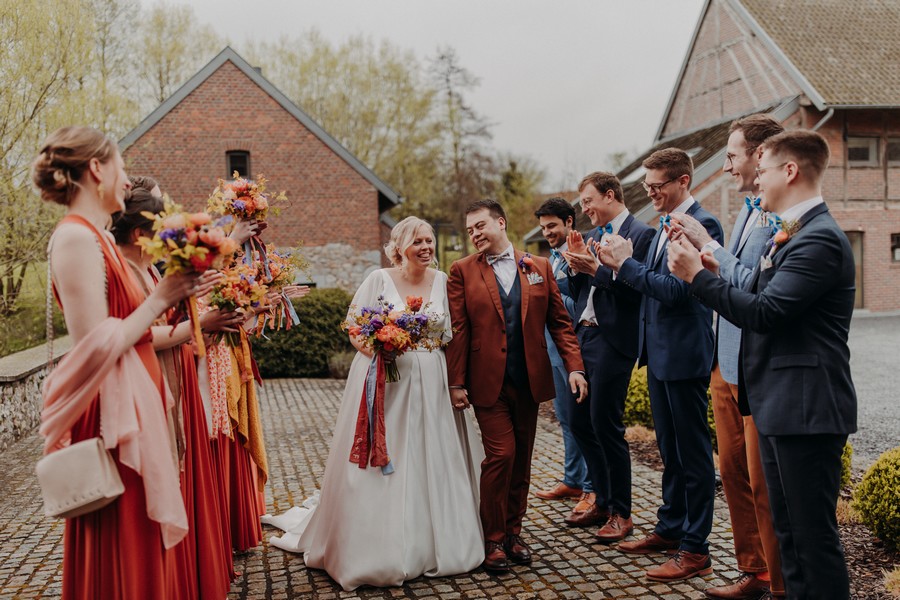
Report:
476,254,505,324
729,206,752,254
618,214,634,240
514,249,530,322
647,225,665,268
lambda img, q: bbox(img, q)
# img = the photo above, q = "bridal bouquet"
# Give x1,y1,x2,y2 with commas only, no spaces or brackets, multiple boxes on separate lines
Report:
138,200,240,357
344,295,447,475
207,172,286,222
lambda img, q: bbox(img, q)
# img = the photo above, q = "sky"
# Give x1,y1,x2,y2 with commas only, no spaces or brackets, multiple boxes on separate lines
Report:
185,0,707,192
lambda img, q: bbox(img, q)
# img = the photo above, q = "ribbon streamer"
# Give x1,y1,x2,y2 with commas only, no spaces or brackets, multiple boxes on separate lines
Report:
349,352,393,475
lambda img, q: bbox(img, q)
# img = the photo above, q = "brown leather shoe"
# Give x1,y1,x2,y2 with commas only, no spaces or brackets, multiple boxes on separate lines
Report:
705,572,770,599
617,532,680,554
595,514,634,543
564,503,608,527
572,492,596,513
482,541,510,573
646,550,713,582
534,482,582,500
503,534,533,564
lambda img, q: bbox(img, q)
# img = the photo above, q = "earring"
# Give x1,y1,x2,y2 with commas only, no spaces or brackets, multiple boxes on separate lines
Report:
97,182,105,201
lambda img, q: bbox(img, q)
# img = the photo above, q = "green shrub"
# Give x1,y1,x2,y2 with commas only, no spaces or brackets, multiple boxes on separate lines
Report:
852,446,900,550
252,288,354,378
327,350,356,379
624,367,653,428
841,442,854,489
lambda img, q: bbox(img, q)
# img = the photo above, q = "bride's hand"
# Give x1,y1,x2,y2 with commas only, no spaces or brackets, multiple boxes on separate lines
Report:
450,388,469,411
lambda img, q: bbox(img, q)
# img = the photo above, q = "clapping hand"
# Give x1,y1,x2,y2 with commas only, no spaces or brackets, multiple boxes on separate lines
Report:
598,235,633,272
563,230,600,275
668,213,712,249
667,237,705,283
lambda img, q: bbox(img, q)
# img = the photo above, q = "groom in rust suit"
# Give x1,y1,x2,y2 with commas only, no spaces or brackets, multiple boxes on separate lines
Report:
447,199,587,573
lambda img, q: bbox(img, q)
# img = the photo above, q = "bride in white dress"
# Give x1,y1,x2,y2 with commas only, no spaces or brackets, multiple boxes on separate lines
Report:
264,217,484,591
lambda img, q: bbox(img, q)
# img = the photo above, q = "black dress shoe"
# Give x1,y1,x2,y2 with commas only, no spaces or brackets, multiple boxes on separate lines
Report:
504,534,533,564
482,541,510,573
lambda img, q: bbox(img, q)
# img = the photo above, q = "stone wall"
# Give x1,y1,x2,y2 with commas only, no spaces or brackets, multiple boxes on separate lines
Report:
0,338,70,452
303,243,382,292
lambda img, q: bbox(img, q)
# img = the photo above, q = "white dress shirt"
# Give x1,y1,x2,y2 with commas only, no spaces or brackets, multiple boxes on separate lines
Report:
655,196,696,260
488,244,517,295
778,195,824,222
578,208,630,325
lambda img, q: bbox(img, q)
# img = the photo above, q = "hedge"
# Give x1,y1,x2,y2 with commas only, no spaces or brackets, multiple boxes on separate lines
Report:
852,446,900,550
252,288,354,378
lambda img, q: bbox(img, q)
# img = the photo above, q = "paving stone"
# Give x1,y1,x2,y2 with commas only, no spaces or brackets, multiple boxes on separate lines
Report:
0,377,746,599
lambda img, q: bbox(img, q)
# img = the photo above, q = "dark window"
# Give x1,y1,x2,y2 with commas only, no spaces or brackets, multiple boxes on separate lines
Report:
887,139,900,165
847,137,878,167
226,151,250,179
892,233,900,262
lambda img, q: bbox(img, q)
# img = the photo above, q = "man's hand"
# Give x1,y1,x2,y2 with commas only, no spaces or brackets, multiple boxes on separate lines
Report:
668,213,712,250
450,388,470,411
667,237,705,283
598,235,633,271
562,250,599,275
566,230,588,255
569,372,589,403
700,249,720,277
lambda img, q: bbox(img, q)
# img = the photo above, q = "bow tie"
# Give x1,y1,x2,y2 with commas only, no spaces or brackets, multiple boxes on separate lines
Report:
486,252,513,266
599,223,613,235
745,196,761,211
768,214,783,231
550,248,562,261
659,215,671,229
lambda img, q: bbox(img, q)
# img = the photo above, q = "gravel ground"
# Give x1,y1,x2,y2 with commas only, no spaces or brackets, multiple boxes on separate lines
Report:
847,312,900,471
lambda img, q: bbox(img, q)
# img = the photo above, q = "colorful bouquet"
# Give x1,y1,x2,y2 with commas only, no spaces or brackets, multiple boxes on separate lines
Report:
254,245,308,333
207,262,269,346
207,172,286,222
138,200,240,357
345,294,447,475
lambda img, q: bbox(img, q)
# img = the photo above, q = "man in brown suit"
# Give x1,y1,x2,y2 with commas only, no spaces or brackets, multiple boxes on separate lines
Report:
447,199,587,573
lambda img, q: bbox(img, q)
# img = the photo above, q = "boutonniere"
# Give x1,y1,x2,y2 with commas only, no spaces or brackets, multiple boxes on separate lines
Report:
760,217,800,270
518,253,535,273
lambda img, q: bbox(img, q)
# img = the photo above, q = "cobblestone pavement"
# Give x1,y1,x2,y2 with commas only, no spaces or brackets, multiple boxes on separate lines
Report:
847,313,900,470
0,378,748,599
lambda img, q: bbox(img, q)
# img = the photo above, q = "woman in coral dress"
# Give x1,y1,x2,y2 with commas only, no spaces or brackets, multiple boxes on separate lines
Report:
35,126,216,599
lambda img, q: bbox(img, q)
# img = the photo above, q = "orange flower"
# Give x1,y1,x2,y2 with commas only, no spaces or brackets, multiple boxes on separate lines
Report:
773,230,789,245
522,256,535,268
406,296,423,312
189,212,212,226
190,251,215,271
199,227,225,247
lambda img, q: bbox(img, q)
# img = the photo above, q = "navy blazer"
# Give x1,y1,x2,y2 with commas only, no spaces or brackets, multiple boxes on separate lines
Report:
690,203,857,436
568,215,655,369
617,201,724,381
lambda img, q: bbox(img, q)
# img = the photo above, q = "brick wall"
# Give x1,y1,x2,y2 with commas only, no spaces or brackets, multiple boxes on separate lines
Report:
122,60,385,290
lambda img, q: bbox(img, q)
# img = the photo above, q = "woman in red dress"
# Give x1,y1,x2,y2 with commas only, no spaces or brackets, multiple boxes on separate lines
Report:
33,126,215,599
112,186,242,598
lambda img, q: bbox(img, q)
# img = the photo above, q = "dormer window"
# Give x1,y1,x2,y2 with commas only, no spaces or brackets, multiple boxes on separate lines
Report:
227,150,250,179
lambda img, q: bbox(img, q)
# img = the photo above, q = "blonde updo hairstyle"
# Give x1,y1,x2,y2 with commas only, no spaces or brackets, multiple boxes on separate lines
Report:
384,216,435,267
31,126,118,206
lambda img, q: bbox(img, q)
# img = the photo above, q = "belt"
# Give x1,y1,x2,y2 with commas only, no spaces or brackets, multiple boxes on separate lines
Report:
579,320,598,328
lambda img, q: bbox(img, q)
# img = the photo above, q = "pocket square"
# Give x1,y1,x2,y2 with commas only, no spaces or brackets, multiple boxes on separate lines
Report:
527,272,544,285
760,255,773,271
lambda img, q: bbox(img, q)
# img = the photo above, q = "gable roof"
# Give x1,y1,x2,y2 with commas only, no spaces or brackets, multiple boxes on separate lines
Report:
120,47,402,210
657,0,900,140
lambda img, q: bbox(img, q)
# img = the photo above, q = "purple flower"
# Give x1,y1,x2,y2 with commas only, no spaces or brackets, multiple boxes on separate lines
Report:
233,200,246,211
370,316,384,330
159,228,181,242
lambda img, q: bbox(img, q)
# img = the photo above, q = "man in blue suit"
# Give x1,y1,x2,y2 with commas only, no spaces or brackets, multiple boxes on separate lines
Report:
598,148,723,582
532,197,592,511
560,172,654,539
670,114,786,599
669,130,856,600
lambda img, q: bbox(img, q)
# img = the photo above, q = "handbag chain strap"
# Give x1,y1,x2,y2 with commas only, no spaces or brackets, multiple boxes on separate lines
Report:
46,234,55,368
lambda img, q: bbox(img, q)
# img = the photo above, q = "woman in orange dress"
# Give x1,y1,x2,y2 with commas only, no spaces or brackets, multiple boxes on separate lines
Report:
112,186,242,598
33,126,216,599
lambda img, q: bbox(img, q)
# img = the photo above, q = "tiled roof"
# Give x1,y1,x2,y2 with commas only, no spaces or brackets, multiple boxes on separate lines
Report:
739,0,900,106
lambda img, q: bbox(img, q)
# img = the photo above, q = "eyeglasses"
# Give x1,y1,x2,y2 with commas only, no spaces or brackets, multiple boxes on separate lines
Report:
641,178,676,194
754,162,788,178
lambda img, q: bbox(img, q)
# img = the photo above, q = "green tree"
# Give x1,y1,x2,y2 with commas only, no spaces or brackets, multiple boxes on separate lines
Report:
496,156,545,245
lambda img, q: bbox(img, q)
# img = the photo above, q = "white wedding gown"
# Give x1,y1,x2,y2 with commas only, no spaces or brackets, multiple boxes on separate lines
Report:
263,269,485,591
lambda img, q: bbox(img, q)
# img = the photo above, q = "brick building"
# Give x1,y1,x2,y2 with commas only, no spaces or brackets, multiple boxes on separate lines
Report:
527,0,900,311
120,47,401,291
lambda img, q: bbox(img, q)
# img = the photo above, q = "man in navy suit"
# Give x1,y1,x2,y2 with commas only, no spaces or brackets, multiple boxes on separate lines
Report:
559,172,654,539
669,130,856,600
532,197,593,511
598,148,723,582
670,114,786,599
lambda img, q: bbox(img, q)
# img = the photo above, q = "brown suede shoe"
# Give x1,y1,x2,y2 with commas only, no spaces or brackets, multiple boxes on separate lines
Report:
534,482,582,500
482,541,510,573
503,534,533,565
564,503,608,527
646,550,713,582
617,532,680,554
705,572,770,599
595,514,634,544
572,492,596,513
